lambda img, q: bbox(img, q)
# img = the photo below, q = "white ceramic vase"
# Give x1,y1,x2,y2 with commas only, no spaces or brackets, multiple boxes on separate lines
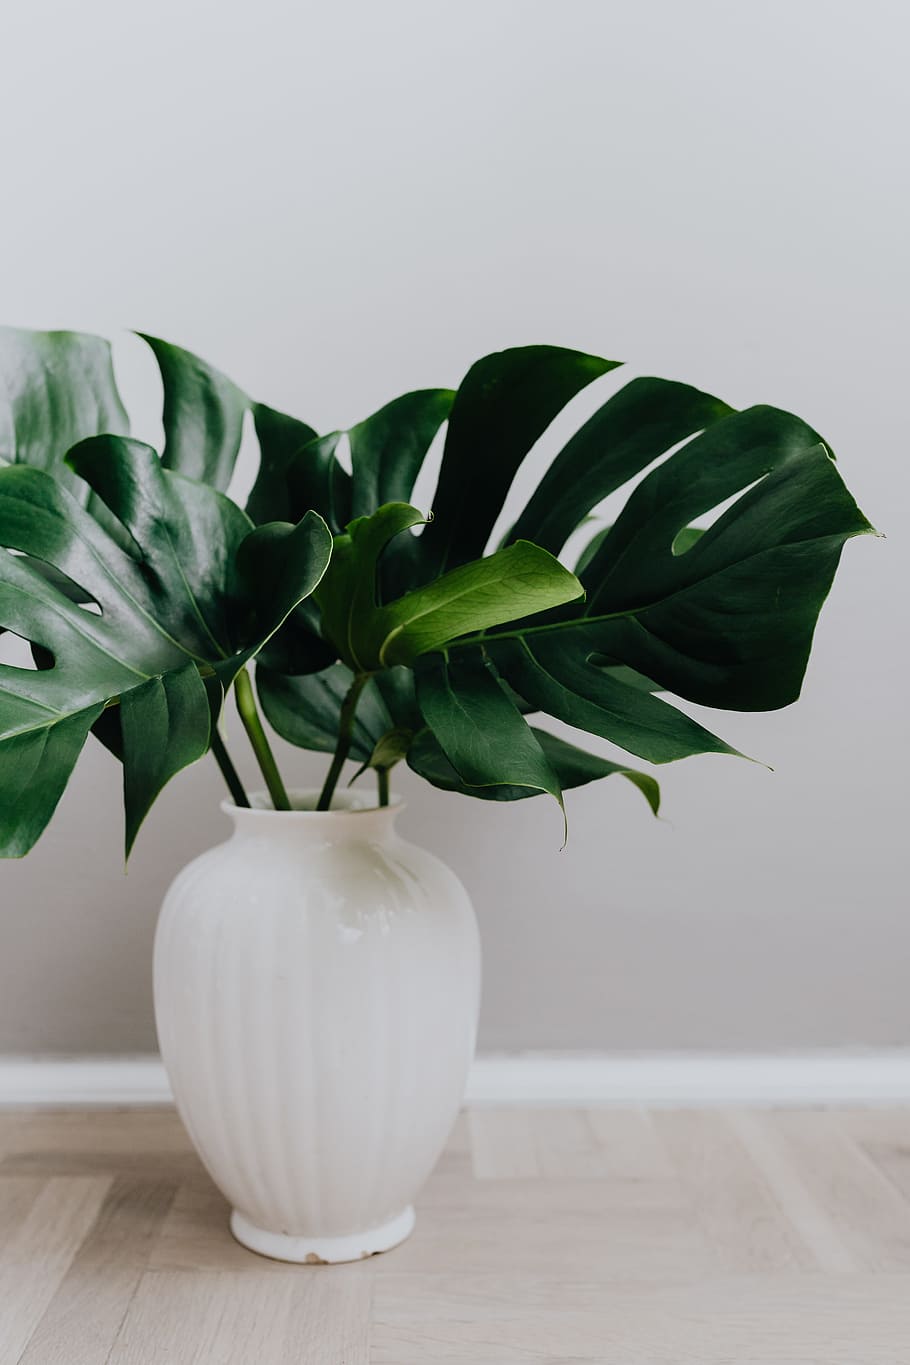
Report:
153,789,480,1264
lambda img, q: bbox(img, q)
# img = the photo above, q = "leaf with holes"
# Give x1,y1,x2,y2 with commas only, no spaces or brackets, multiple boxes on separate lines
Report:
0,439,331,855
252,346,872,810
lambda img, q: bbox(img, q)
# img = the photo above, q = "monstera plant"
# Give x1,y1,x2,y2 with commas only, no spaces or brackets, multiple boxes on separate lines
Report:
0,327,873,857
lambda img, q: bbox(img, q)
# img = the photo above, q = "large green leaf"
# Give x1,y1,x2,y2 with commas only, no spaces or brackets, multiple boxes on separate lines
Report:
0,443,331,855
257,662,393,761
414,651,564,818
507,376,732,554
409,725,660,813
139,335,248,491
483,416,873,714
417,345,620,576
348,389,454,520
246,405,318,525
0,327,129,499
485,635,739,764
248,417,352,534
119,662,212,855
252,347,871,815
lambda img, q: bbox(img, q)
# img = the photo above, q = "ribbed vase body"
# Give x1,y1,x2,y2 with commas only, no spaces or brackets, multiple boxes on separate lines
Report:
153,792,480,1262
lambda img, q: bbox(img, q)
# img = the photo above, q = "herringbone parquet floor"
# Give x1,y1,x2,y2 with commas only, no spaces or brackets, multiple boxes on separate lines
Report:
2,1106,910,1363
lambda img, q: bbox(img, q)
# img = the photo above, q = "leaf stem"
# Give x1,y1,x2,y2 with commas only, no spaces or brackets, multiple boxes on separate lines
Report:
316,673,370,811
210,728,250,807
376,767,390,807
234,667,291,811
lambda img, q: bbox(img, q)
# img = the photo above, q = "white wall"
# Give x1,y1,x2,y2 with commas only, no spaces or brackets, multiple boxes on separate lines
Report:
0,0,906,1053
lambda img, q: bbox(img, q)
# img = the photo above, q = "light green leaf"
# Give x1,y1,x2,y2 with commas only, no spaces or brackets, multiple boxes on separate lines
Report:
315,504,584,673
314,503,427,671
372,540,583,667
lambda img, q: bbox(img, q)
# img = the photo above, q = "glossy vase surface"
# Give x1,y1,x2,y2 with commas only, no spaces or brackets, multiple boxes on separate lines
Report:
153,790,481,1263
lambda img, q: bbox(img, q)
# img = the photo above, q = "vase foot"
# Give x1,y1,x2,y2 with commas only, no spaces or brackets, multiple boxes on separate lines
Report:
229,1205,416,1264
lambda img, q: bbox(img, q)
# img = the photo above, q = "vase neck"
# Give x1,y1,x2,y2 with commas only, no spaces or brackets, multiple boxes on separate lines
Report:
223,790,403,848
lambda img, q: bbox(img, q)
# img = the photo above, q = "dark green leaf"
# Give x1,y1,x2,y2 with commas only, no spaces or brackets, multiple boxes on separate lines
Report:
257,662,391,761
418,345,620,575
414,651,564,815
485,634,740,764
139,334,248,490
120,662,211,855
0,703,103,857
349,389,454,519
409,724,659,813
0,326,129,499
246,404,318,525
66,435,252,657
0,443,330,855
255,602,338,676
508,377,732,554
484,412,873,720
236,513,333,642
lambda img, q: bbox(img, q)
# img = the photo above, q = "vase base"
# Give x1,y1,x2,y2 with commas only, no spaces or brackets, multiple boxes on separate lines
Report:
229,1204,416,1264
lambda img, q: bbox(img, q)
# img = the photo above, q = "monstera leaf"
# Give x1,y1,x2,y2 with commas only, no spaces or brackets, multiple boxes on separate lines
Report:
257,656,660,816
0,329,872,832
250,345,873,808
0,438,331,855
0,327,130,492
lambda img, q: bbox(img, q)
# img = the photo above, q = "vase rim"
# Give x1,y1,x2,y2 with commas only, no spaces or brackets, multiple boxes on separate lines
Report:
221,788,405,819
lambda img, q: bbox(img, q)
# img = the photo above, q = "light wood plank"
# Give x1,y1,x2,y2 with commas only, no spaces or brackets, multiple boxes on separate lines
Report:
374,1200,716,1281
584,1107,676,1182
371,1273,910,1364
651,1110,818,1271
469,1108,541,1178
836,1107,910,1203
18,1178,178,1365
0,1175,111,1365
755,1110,910,1270
0,1176,45,1248
0,1108,203,1179
470,1107,674,1183
107,1268,372,1365
146,1174,256,1272
729,1110,858,1272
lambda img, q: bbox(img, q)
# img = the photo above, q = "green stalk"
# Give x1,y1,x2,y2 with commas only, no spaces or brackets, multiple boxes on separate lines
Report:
376,767,390,807
234,667,291,811
210,728,250,807
317,673,370,811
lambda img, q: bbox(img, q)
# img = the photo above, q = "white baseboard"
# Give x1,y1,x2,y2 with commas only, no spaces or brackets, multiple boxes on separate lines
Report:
2,1051,910,1109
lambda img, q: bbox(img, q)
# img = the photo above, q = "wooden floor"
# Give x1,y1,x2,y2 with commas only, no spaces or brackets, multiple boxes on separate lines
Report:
1,1108,910,1363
